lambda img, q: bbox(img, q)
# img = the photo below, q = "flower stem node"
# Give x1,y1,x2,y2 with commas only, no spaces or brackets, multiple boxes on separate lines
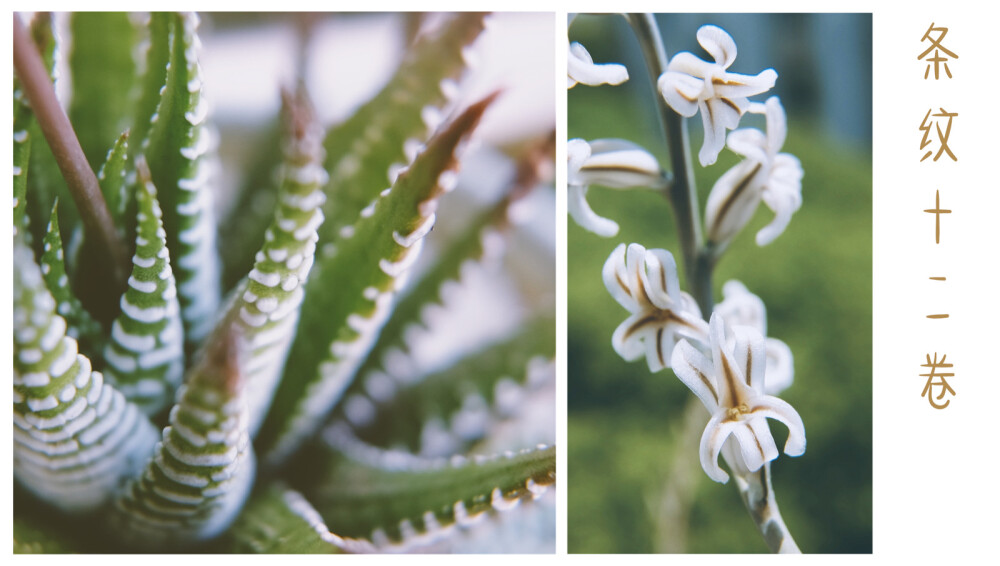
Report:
657,25,777,167
568,139,664,237
671,314,805,484
602,243,708,372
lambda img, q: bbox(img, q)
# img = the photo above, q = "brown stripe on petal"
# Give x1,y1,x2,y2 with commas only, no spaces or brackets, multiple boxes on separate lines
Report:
581,164,657,177
656,327,665,367
746,422,765,461
677,88,698,103
714,162,762,233
712,77,747,87
745,347,753,388
623,313,660,340
635,260,652,307
696,368,719,404
615,272,631,299
719,353,740,407
658,263,667,294
720,97,741,115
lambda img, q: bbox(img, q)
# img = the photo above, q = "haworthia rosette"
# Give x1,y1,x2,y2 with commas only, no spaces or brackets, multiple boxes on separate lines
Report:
40,201,104,357
231,92,327,436
112,323,255,547
257,94,498,468
144,12,220,350
101,162,184,416
13,239,158,514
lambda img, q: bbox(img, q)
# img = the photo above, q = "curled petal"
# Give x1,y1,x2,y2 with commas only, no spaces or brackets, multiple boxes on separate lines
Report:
581,139,664,189
716,280,767,334
611,312,652,364
762,96,788,154
697,98,738,167
642,248,682,310
567,138,592,185
658,69,705,118
732,421,767,472
750,395,807,457
764,337,794,395
568,183,618,237
705,159,765,245
756,155,803,246
670,339,720,413
725,127,768,164
697,25,738,68
711,69,778,101
602,243,637,312
568,41,628,88
700,413,739,483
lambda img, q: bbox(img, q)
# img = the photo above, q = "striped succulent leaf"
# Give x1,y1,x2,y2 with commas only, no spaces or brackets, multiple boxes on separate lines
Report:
341,316,556,456
112,323,255,547
101,161,184,416
97,131,130,227
144,12,220,349
68,12,136,172
13,238,159,514
229,92,327,436
40,201,104,357
348,141,551,396
131,12,172,150
298,426,555,548
320,12,487,241
220,483,345,554
257,94,498,468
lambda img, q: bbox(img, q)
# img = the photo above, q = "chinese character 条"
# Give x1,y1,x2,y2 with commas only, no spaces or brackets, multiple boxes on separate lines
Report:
919,108,958,162
918,23,958,80
920,352,955,409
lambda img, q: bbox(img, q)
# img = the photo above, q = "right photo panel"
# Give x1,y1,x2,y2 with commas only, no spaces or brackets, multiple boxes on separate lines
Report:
567,13,872,553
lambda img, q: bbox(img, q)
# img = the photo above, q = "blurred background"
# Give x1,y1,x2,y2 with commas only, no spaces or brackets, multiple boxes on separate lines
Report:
568,13,872,553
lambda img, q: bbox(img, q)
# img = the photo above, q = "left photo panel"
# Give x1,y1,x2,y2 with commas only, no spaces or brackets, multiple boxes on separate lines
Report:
12,12,555,553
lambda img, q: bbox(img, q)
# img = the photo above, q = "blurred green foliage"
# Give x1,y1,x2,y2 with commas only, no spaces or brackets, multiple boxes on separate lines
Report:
567,81,872,552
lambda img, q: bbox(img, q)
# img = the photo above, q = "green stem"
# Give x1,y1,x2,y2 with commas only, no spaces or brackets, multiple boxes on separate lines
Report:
733,464,801,553
13,14,128,299
625,13,710,311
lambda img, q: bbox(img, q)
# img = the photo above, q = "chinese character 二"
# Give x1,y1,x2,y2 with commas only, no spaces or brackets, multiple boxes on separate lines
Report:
918,23,958,80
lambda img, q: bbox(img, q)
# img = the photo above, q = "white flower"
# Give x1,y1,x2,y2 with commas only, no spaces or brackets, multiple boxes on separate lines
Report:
705,96,803,247
568,41,629,89
714,280,793,395
657,25,777,166
671,313,805,483
602,243,708,372
568,138,663,237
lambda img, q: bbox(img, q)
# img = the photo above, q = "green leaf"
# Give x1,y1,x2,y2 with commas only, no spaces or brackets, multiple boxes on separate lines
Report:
97,130,131,227
257,94,498,468
40,201,104,359
341,316,555,454
131,12,172,149
320,12,487,241
111,322,254,548
144,12,220,350
220,92,328,436
350,179,531,395
68,12,136,172
298,428,555,546
101,163,184,416
218,483,343,554
13,237,158,514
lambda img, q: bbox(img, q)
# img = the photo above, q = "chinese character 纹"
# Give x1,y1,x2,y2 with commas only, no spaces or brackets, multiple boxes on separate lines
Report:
919,108,958,162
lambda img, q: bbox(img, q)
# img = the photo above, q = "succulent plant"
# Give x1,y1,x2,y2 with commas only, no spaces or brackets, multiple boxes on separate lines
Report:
13,12,555,553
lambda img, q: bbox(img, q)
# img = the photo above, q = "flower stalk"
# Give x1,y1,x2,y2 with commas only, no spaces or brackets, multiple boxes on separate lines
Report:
12,14,129,298
625,13,712,312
